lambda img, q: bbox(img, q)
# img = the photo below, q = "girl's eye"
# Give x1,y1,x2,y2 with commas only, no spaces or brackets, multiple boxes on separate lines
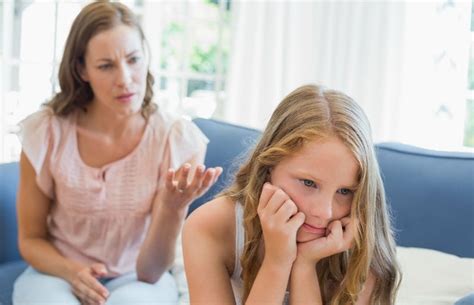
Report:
301,179,316,188
337,188,353,196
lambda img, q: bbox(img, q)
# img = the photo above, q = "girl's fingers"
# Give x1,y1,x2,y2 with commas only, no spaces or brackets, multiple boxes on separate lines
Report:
327,220,343,240
342,217,358,247
288,211,306,231
275,199,298,223
257,182,275,213
265,188,290,214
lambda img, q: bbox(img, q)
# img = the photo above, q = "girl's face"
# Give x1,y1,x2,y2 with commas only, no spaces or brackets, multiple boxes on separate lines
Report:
80,24,147,116
269,136,359,243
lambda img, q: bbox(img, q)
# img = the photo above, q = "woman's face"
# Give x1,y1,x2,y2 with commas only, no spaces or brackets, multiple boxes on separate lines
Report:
269,136,359,243
80,24,148,116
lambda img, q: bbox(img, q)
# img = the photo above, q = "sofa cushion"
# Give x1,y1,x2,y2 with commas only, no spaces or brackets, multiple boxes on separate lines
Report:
396,246,474,305
0,261,27,305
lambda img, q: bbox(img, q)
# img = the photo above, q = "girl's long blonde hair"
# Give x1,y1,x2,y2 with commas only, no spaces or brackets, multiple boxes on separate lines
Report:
223,84,401,304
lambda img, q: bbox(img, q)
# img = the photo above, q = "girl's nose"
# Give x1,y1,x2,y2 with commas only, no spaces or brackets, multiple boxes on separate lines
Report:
310,192,333,221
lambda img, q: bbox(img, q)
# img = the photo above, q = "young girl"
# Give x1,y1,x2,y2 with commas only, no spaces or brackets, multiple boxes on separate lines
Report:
183,84,401,305
14,2,221,305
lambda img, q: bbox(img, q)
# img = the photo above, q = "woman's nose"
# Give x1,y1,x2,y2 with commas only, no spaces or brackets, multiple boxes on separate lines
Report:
116,63,132,86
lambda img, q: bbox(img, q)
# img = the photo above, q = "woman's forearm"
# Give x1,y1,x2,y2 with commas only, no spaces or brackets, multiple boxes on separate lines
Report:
136,203,187,283
19,237,84,283
289,259,323,305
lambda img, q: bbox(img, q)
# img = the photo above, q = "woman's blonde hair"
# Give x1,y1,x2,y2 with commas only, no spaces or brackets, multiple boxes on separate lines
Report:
45,0,156,118
224,84,401,304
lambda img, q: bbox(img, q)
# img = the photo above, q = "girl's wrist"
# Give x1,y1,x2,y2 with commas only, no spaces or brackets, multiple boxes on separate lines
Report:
294,256,318,269
262,255,294,273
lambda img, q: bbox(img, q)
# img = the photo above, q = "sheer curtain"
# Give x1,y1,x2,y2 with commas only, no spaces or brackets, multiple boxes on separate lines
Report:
224,0,471,150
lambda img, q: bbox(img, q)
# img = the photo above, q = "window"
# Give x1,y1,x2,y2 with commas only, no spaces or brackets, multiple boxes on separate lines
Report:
463,6,474,147
0,0,231,163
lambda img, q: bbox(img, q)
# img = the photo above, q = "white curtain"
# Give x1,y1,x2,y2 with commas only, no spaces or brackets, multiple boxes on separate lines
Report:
224,0,471,150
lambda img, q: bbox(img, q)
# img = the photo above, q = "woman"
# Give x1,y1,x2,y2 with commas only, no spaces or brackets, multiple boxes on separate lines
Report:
183,84,401,305
14,1,221,305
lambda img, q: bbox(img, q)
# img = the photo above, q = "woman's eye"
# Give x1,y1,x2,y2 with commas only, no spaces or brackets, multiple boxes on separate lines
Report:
129,56,140,64
301,179,316,188
98,64,112,70
338,188,353,196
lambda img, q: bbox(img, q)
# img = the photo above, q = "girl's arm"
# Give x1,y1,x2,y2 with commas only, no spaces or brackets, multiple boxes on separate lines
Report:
245,183,305,305
136,155,222,283
354,271,376,305
289,259,323,305
183,197,238,305
17,151,109,304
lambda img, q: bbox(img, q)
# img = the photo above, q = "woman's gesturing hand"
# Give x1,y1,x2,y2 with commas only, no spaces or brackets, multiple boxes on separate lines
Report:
257,183,306,267
296,217,358,265
70,263,109,305
158,163,223,212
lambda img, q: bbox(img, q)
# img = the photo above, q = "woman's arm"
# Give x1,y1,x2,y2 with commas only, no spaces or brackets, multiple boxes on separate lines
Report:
17,151,82,280
136,154,222,283
17,151,109,304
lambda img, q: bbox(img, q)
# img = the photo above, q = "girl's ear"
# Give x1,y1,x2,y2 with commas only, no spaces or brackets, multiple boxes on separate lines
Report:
266,167,272,182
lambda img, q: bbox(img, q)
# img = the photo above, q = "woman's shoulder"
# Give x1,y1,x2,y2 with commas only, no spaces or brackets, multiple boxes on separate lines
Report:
148,108,205,139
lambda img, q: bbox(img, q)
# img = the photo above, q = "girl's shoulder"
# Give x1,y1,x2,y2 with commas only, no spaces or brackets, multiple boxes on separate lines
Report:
185,196,236,242
184,196,237,271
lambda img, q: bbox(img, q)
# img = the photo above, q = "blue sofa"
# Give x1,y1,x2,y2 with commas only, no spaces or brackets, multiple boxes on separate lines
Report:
0,118,473,305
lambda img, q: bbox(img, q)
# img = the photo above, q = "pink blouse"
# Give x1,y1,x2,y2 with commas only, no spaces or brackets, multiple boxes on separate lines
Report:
16,107,208,276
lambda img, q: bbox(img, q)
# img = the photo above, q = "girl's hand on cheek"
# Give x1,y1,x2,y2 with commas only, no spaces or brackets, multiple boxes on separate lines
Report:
296,216,358,265
258,183,305,268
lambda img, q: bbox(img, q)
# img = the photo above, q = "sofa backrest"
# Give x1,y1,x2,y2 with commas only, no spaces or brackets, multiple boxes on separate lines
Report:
0,162,21,263
1,118,472,266
375,142,474,258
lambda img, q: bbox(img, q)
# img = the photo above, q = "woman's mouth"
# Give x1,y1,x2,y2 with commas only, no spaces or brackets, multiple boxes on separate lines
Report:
116,93,135,103
302,223,326,235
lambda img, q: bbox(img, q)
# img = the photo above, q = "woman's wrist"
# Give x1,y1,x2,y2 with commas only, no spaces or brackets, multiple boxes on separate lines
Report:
153,199,189,219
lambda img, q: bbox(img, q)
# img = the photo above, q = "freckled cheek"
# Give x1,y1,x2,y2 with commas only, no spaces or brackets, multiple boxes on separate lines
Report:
285,191,308,213
335,196,353,218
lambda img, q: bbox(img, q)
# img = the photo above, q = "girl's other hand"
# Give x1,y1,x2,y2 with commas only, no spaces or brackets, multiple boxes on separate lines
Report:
257,183,306,267
70,263,109,305
296,216,357,266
